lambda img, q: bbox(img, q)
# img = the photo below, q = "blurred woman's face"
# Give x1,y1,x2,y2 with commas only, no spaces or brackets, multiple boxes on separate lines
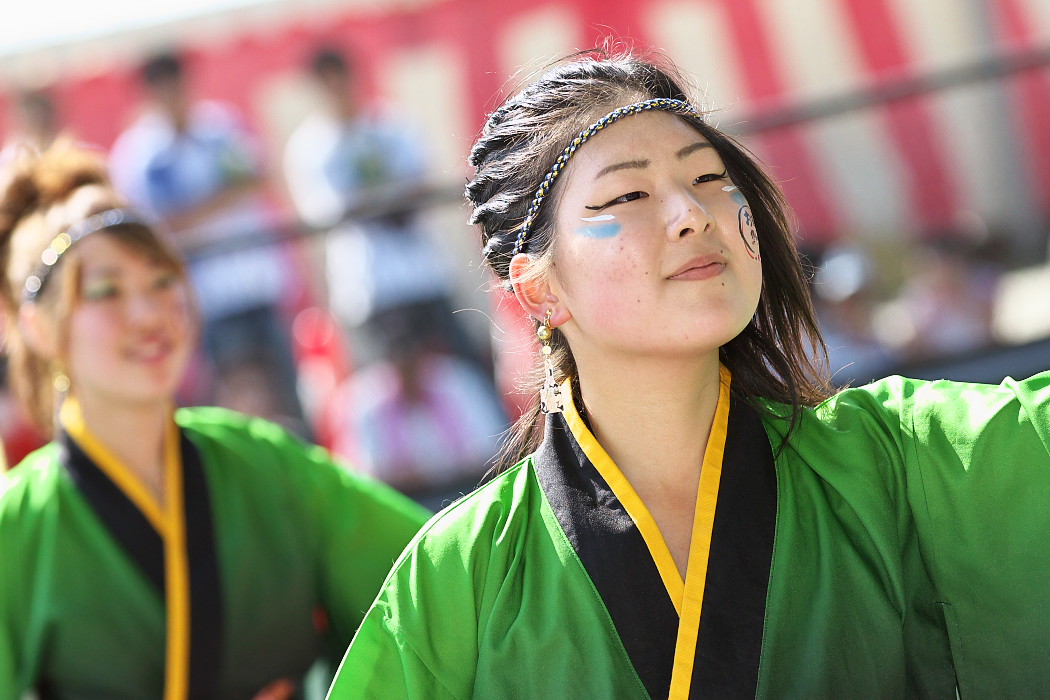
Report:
546,111,763,362
64,233,193,410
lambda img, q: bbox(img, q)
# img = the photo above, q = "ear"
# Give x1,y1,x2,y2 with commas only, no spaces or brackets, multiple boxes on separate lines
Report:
17,302,59,360
508,253,571,327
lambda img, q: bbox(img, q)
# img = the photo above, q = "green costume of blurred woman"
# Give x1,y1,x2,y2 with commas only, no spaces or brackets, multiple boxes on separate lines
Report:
0,142,429,699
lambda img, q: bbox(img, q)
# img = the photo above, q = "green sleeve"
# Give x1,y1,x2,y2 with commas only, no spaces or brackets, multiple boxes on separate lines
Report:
236,415,432,644
181,408,431,662
0,453,53,700
0,477,21,700
311,451,432,645
326,473,526,700
326,550,472,700
898,371,1050,696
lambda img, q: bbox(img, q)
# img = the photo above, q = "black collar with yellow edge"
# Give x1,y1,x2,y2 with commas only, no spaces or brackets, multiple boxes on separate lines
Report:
59,398,222,700
533,366,777,699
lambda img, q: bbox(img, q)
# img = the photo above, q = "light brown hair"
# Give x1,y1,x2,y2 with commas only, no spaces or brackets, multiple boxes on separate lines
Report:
0,139,186,433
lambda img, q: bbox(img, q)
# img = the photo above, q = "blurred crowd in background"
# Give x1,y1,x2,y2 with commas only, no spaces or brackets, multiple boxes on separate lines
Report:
2,0,1049,507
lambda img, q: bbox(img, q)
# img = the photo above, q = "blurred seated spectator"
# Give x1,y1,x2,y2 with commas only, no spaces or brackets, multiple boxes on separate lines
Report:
813,245,897,386
875,234,1002,362
330,313,508,511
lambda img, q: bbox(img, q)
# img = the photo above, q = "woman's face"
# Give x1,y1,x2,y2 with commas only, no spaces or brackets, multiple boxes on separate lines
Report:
64,233,193,409
547,111,763,361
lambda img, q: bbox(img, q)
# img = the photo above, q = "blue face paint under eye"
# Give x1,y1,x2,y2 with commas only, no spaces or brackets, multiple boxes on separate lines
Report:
576,222,622,239
723,184,748,207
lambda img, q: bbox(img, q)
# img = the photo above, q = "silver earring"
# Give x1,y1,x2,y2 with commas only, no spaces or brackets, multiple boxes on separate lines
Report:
537,310,564,414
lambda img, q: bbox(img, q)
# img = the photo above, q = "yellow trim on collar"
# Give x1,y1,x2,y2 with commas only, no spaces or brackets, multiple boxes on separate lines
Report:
561,382,685,612
162,417,190,700
668,365,731,699
60,397,168,534
59,398,191,700
560,366,731,700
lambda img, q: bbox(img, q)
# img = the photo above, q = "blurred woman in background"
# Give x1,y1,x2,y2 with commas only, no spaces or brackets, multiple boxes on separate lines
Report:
0,140,429,699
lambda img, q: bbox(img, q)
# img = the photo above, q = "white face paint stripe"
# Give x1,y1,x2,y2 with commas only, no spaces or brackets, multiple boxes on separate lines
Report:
722,185,739,192
580,214,616,222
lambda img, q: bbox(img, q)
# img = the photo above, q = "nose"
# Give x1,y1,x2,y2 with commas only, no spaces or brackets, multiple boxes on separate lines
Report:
666,185,716,241
125,289,166,326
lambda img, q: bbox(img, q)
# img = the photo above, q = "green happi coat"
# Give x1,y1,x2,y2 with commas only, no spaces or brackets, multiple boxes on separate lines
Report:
0,402,430,699
328,369,1050,699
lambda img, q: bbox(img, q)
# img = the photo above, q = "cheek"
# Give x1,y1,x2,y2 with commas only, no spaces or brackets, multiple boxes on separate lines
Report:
66,312,118,372
164,287,195,326
68,308,117,344
560,240,651,327
561,235,646,290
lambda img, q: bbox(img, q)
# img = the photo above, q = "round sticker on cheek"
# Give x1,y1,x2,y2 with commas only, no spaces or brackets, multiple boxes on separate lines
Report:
738,206,760,260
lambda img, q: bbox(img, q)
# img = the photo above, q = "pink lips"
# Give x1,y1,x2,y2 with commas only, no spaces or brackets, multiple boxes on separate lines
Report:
668,255,727,281
128,334,174,364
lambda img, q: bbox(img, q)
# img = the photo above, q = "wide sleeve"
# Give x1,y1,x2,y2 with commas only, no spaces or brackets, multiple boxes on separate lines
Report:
325,537,477,700
0,478,22,700
0,455,53,700
183,409,430,654
325,464,541,700
311,455,432,645
249,418,432,644
899,371,1050,696
326,493,506,700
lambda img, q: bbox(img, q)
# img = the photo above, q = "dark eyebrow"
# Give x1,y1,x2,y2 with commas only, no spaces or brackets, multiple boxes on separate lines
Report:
596,159,651,179
594,142,714,179
677,141,713,159
595,159,649,179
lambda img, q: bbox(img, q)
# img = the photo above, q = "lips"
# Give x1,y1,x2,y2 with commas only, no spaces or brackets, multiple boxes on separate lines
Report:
667,255,727,281
127,335,174,363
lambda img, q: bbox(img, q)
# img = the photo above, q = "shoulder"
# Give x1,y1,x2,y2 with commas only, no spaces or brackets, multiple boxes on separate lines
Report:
759,370,1050,480
175,406,325,473
177,405,302,444
174,407,423,513
757,375,918,451
387,459,542,575
820,371,1050,445
0,442,65,529
760,372,1018,441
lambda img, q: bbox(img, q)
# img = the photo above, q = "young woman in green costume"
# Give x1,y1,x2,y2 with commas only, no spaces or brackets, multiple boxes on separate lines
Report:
327,51,1050,699
0,141,430,699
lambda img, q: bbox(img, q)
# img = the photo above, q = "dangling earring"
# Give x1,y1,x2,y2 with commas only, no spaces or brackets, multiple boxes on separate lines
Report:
50,360,70,394
537,309,564,414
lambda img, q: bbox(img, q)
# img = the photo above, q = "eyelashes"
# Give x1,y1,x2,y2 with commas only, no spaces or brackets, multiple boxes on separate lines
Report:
585,171,730,211
584,191,646,211
694,170,729,185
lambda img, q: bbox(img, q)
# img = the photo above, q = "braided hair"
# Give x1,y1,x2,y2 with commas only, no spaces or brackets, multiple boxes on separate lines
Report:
466,50,830,467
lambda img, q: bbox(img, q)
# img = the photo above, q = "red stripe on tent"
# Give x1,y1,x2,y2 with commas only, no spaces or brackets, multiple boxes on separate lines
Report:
993,0,1050,214
719,0,839,242
839,0,959,236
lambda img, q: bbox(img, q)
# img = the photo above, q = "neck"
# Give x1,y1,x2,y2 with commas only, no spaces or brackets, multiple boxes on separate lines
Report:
575,352,722,492
70,393,172,498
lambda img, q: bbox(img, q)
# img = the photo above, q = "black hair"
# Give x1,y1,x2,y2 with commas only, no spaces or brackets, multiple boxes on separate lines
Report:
466,48,832,468
310,47,351,78
140,52,183,87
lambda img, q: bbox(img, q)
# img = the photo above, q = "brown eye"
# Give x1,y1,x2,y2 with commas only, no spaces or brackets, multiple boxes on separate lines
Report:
694,170,728,185
586,191,649,211
82,282,119,301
